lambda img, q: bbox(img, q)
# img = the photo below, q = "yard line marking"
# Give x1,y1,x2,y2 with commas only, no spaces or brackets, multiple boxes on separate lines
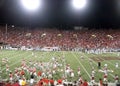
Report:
101,52,120,64
109,73,114,77
47,51,57,64
1,51,28,69
71,51,91,78
1,50,51,79
81,52,115,78
1,51,30,71
24,51,52,66
0,50,22,61
90,53,120,69
2,50,45,71
0,50,16,59
62,51,67,78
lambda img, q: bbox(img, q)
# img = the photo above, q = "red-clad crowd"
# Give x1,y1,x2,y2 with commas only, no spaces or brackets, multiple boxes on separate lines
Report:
0,26,120,50
0,78,89,86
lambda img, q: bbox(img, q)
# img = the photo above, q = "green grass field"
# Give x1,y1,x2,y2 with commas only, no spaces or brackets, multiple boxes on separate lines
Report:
0,50,120,82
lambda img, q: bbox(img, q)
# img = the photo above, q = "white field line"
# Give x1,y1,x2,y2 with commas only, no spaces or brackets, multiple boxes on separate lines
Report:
2,51,51,72
91,53,120,77
27,51,57,68
102,52,120,64
81,52,115,77
62,51,67,77
0,50,15,58
71,52,91,78
1,51,28,69
1,51,30,71
95,53,120,69
34,51,49,60
47,51,57,63
23,51,52,66
0,50,21,61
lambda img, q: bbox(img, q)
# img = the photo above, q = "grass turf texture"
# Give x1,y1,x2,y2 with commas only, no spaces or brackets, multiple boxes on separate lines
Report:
0,50,120,82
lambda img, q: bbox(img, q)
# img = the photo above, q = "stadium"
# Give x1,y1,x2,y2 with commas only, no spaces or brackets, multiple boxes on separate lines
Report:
0,0,120,86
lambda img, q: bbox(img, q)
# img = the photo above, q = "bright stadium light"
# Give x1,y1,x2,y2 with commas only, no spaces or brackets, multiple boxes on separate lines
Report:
21,0,41,11
72,0,87,9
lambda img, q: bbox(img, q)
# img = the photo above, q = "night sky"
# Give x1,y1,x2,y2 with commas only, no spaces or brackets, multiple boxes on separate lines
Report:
0,0,120,28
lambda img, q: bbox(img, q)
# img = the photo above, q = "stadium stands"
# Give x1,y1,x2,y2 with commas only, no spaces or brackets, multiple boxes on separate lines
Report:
0,26,120,51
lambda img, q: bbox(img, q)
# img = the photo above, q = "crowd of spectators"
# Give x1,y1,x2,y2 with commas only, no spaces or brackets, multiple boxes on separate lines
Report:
0,26,120,85
0,26,120,50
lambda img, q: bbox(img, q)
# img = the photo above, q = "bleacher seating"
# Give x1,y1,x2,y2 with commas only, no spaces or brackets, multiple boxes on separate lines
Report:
0,26,119,50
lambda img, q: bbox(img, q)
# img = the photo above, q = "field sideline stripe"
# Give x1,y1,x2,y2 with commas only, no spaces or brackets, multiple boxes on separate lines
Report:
71,52,91,78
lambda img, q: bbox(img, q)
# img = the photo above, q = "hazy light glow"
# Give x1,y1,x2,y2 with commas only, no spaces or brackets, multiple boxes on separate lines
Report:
72,0,87,9
21,0,40,11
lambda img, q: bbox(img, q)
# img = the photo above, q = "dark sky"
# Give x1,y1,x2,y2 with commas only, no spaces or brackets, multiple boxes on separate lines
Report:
0,0,120,28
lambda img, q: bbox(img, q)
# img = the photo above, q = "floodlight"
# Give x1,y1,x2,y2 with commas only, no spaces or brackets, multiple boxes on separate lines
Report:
72,0,87,9
11,25,15,28
21,0,40,11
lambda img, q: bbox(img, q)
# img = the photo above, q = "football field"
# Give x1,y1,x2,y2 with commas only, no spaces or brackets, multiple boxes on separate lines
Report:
0,50,120,82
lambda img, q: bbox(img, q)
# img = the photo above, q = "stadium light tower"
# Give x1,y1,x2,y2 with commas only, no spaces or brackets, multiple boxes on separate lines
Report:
72,0,87,9
21,0,41,11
